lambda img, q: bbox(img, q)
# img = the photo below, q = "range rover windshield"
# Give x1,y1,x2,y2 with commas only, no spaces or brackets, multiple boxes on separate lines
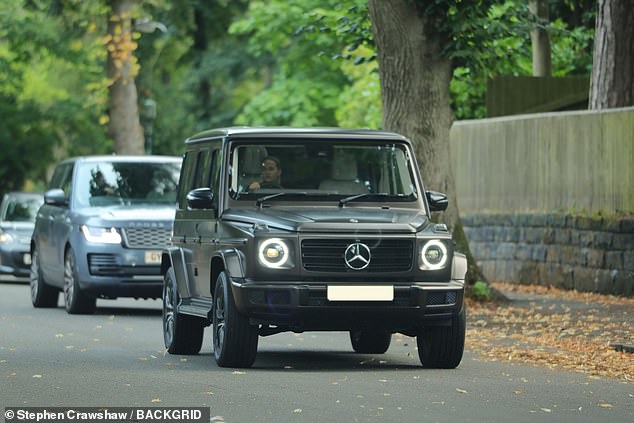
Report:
229,141,418,202
75,161,181,208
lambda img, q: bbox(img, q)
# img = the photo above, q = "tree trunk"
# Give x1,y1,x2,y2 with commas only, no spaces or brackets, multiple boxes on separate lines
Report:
589,0,634,109
368,0,485,286
529,0,552,77
107,0,144,155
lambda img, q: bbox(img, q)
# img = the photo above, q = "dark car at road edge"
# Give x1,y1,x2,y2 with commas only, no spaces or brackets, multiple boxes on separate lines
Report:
0,192,44,281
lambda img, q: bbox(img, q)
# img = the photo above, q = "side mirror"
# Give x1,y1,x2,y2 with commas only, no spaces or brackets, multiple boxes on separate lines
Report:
186,188,215,210
44,189,68,207
426,190,448,212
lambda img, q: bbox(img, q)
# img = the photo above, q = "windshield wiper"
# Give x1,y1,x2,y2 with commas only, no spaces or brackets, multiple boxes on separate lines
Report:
338,193,391,208
256,192,308,208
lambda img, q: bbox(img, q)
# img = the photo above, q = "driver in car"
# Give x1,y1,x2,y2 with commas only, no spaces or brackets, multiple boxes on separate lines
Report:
248,156,283,190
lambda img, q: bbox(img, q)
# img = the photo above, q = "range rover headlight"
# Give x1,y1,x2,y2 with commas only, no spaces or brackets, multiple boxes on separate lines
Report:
0,232,14,244
258,238,290,269
81,225,122,244
420,240,448,270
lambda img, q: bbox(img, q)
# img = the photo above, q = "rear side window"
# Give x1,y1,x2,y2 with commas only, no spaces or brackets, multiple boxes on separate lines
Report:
177,152,197,209
177,143,222,210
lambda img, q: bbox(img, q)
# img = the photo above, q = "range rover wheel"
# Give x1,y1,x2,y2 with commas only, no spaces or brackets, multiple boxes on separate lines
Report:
417,307,466,368
213,271,258,368
63,248,96,314
350,331,392,354
163,267,205,354
30,247,59,308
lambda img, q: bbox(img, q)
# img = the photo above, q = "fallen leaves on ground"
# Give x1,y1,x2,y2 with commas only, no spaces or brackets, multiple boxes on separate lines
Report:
467,283,634,383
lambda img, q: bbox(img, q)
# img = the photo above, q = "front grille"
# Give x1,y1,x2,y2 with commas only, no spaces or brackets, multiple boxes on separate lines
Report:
301,239,413,273
122,228,171,249
427,291,457,306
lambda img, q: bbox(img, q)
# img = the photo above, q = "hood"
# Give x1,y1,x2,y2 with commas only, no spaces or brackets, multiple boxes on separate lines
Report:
0,222,35,232
222,207,428,233
76,205,176,225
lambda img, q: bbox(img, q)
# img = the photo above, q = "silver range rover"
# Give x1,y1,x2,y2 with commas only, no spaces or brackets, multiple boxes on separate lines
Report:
30,155,182,314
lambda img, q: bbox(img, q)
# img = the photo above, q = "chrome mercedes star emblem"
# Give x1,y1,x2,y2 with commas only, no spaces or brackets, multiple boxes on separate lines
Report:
344,242,371,270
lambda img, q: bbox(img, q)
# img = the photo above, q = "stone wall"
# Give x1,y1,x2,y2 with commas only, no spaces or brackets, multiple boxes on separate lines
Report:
462,213,634,296
450,107,634,296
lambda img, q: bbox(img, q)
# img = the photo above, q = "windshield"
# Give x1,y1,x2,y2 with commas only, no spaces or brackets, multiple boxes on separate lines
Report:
229,141,418,202
2,196,43,222
75,161,181,208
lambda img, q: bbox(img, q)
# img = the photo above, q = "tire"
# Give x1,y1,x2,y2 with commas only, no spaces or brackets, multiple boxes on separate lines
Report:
213,271,258,368
163,267,205,354
350,331,392,354
417,307,466,368
63,248,96,314
30,247,59,308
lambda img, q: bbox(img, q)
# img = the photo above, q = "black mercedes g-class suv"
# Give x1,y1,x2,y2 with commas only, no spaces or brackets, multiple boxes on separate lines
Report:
161,127,467,368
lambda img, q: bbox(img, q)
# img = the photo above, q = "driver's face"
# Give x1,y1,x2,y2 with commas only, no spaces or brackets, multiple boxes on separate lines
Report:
261,159,281,182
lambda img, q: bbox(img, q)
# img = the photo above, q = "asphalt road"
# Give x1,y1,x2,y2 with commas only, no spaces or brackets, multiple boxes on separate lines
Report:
1,282,632,423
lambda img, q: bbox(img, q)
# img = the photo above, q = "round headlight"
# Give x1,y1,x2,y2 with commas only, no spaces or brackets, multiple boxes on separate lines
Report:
258,238,289,268
421,240,448,270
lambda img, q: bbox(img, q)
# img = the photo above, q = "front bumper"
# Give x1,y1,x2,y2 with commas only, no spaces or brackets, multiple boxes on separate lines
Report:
75,245,164,299
0,246,31,278
230,278,464,332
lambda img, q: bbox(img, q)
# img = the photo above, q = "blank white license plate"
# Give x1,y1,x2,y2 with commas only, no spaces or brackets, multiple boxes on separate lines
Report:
327,285,394,301
144,250,162,264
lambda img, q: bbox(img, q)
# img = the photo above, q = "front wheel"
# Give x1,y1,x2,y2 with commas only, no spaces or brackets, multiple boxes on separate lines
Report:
350,331,392,354
213,271,258,368
63,248,96,314
30,247,59,308
417,307,466,368
163,267,205,354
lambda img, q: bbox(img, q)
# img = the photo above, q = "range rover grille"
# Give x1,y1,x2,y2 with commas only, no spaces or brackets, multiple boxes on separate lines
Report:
122,228,171,249
301,239,413,273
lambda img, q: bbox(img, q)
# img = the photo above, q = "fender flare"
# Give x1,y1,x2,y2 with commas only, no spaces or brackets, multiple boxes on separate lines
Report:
212,248,246,280
451,252,468,283
161,246,193,299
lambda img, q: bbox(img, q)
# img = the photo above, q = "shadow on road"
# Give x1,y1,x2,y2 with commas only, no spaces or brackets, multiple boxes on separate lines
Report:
245,350,422,371
93,306,162,317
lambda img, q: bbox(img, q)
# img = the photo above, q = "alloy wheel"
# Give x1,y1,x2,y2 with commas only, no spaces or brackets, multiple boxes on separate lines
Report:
214,291,226,353
63,251,75,308
163,278,175,347
30,249,39,303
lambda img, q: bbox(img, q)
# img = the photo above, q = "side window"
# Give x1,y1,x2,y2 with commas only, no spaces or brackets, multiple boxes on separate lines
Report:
49,163,70,189
177,152,196,209
49,163,74,200
210,149,221,209
210,149,221,191
192,150,211,189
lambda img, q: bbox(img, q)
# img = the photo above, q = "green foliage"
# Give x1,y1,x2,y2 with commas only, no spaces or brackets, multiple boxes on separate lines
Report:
0,0,597,191
0,0,110,194
230,0,378,128
336,46,381,129
472,280,492,301
448,1,594,119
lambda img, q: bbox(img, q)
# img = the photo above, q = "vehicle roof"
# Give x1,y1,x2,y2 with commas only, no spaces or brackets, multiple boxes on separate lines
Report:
2,192,43,199
185,127,411,144
56,155,182,166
